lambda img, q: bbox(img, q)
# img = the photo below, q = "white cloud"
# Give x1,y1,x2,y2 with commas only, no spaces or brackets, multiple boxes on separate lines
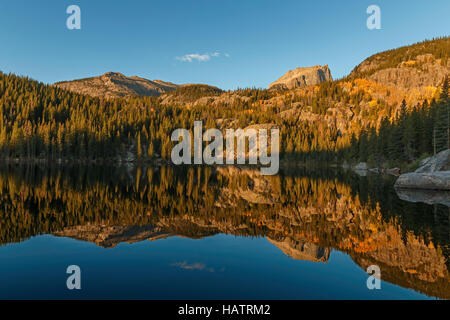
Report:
176,53,211,62
176,51,228,63
171,261,215,272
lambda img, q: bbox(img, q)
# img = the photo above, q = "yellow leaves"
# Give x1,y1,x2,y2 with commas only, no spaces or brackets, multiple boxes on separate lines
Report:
424,86,437,97
369,223,378,233
404,60,417,67
369,99,378,108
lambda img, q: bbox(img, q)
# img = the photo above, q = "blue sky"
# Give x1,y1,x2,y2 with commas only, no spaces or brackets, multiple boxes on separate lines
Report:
0,0,449,90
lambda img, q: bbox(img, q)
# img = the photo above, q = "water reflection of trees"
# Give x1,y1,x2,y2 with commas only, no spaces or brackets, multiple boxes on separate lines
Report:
0,164,448,298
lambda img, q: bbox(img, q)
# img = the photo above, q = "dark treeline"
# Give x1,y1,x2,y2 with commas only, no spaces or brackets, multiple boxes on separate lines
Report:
165,84,224,102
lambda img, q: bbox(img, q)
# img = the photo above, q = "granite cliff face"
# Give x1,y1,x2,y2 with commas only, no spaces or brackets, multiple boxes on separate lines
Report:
269,65,332,90
351,54,449,89
54,72,180,98
349,38,450,89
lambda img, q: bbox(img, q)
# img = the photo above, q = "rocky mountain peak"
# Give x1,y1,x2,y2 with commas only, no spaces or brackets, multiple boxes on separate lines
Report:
54,72,180,98
102,71,126,78
269,65,332,90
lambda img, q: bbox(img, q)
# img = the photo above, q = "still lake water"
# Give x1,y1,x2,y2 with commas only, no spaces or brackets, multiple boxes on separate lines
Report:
0,165,448,299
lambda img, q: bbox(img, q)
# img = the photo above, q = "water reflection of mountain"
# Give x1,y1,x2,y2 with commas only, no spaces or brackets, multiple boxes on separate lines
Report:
0,165,448,298
52,224,331,263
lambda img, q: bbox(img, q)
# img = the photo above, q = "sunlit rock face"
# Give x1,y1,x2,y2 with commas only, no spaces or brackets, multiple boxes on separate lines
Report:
350,53,450,89
269,65,332,90
54,72,180,98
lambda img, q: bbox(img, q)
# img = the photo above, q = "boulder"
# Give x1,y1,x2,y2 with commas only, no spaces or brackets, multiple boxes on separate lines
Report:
414,149,450,173
395,149,450,190
419,156,432,167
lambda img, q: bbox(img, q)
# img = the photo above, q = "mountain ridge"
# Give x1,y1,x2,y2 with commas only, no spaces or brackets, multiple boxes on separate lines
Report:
0,36,448,169
52,37,449,100
269,65,332,90
54,71,181,98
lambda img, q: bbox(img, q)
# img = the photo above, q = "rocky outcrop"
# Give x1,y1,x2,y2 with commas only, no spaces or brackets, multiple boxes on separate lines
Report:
415,149,450,173
395,149,450,190
352,54,449,89
269,65,332,90
349,37,450,90
55,72,180,98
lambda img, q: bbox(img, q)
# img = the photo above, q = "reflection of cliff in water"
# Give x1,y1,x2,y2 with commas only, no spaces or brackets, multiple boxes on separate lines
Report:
0,164,448,298
267,238,331,263
52,224,331,263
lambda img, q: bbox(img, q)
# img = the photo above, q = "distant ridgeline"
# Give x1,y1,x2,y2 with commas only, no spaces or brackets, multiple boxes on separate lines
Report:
0,37,448,167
